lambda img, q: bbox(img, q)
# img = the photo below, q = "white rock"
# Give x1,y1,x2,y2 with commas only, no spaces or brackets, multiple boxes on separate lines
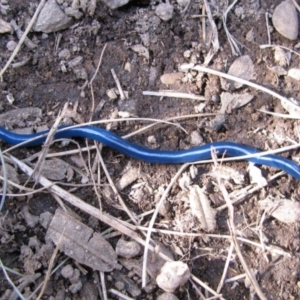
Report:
6,40,17,51
0,19,11,33
160,72,183,85
157,292,179,300
34,0,73,33
115,239,141,258
155,2,174,21
287,68,300,80
272,0,298,40
156,261,190,293
101,0,130,9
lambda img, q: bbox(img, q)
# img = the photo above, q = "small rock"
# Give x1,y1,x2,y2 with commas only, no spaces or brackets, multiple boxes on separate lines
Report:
160,72,183,85
190,131,203,146
69,281,83,294
61,264,74,279
221,55,254,90
0,19,11,33
39,211,53,229
155,2,174,21
115,281,125,290
157,292,180,300
22,206,39,228
106,88,118,100
272,0,298,40
34,0,73,33
115,239,141,258
58,49,71,60
101,0,130,9
64,7,83,19
288,68,300,80
6,40,17,51
156,261,190,293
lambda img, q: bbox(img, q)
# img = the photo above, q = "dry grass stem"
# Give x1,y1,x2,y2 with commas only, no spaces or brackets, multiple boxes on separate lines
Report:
222,0,242,56
109,289,134,300
36,234,62,300
260,44,300,58
0,259,25,300
212,150,267,300
27,258,69,300
111,68,125,100
24,103,69,187
258,108,300,119
100,271,108,300
143,90,205,100
0,148,7,211
141,163,189,287
265,12,271,45
89,43,107,86
0,0,46,80
203,0,219,52
217,242,234,293
192,65,300,111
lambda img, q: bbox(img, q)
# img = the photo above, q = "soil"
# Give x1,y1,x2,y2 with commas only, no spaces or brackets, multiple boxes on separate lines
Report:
1,0,300,299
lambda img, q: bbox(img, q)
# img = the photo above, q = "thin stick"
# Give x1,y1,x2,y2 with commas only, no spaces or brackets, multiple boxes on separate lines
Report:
265,12,271,45
142,163,189,287
0,148,7,211
36,235,62,300
89,43,108,86
217,242,234,293
260,44,300,58
111,69,125,100
100,272,108,300
192,65,300,111
212,151,267,300
143,90,205,100
0,0,46,80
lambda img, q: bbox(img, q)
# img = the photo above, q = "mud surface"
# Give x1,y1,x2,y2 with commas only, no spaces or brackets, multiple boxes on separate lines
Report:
1,0,300,299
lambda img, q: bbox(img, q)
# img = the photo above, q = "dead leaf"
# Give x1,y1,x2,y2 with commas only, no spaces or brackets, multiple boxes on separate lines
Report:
220,92,254,114
221,55,254,90
40,158,71,181
46,209,120,272
273,47,290,67
258,198,300,223
189,185,216,232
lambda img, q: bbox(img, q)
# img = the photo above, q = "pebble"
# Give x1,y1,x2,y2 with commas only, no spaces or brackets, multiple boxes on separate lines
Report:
272,0,298,40
0,18,11,33
102,0,130,9
22,205,39,228
39,211,53,229
287,68,300,80
155,1,174,21
33,0,73,33
6,40,17,51
157,292,179,300
190,130,203,146
61,264,74,279
115,239,141,258
160,72,183,85
156,261,190,293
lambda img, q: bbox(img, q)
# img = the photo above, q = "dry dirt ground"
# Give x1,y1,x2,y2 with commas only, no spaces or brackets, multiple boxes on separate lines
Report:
1,0,300,299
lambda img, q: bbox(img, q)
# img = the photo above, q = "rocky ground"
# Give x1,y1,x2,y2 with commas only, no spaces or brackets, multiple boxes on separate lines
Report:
1,0,300,299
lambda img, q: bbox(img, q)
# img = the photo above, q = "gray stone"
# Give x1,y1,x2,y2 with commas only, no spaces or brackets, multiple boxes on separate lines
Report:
101,0,130,9
272,0,298,40
34,0,73,33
